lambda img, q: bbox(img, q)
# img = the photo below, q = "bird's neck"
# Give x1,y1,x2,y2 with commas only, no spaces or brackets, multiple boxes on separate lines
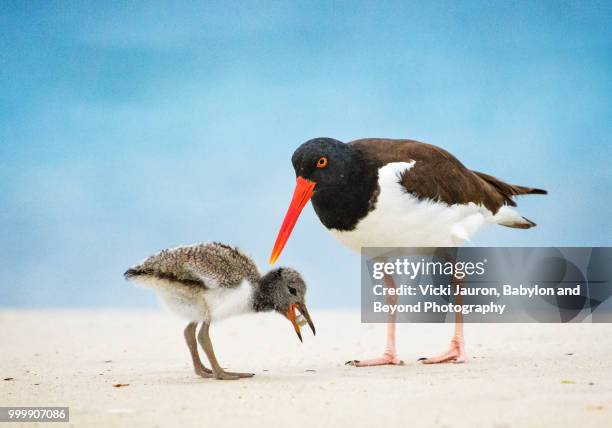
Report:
251,274,278,313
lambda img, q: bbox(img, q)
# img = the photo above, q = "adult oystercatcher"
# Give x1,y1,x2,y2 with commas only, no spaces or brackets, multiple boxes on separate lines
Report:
125,242,315,380
270,137,546,366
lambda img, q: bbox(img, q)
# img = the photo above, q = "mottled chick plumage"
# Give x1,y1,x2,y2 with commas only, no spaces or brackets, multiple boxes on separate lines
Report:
124,242,260,289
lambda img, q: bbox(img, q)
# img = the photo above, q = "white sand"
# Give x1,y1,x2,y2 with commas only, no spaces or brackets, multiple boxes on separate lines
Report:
1,310,611,427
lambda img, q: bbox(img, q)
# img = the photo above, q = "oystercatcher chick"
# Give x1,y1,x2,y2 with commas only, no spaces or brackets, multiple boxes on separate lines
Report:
270,137,547,366
125,242,315,380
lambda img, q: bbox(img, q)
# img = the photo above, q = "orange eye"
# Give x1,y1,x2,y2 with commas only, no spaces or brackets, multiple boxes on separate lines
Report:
316,156,328,168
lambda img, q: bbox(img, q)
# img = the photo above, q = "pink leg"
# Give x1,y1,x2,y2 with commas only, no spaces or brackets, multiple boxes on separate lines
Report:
346,274,404,367
420,272,466,364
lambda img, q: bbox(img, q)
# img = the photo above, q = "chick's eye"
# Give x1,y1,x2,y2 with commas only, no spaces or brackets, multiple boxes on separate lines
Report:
316,156,328,168
288,287,297,296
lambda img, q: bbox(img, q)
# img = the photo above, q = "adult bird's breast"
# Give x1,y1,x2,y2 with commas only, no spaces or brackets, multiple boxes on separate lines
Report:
327,162,494,251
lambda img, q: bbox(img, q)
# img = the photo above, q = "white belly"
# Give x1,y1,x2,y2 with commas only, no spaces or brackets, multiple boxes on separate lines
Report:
202,280,254,322
157,286,209,321
329,162,497,251
136,276,254,323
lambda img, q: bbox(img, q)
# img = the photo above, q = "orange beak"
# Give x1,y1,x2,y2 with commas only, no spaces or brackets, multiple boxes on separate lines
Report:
287,304,302,342
269,176,316,264
286,303,315,342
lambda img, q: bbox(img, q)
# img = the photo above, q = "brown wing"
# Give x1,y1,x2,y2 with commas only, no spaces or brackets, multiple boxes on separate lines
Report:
125,242,260,288
349,138,545,214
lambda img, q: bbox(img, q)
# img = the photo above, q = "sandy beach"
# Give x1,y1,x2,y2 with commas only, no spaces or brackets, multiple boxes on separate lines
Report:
1,310,610,427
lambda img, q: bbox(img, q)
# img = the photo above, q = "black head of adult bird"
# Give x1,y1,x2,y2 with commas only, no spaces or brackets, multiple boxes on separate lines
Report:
270,137,547,366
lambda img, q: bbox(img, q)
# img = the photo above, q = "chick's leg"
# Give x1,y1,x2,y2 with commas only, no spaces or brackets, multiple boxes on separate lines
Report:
184,322,213,378
197,322,254,380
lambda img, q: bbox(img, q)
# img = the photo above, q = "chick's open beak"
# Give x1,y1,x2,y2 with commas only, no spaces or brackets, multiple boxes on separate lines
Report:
286,303,316,342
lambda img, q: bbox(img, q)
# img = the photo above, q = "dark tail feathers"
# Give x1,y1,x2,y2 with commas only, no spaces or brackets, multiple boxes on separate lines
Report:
124,268,142,280
474,171,547,207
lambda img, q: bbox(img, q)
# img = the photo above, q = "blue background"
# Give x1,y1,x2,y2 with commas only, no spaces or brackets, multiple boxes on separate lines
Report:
1,1,610,308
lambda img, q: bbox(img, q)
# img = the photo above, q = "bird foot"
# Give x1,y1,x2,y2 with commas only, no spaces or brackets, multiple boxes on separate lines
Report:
419,338,465,364
213,370,240,380
213,370,254,380
346,352,405,367
225,371,255,378
195,367,214,378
